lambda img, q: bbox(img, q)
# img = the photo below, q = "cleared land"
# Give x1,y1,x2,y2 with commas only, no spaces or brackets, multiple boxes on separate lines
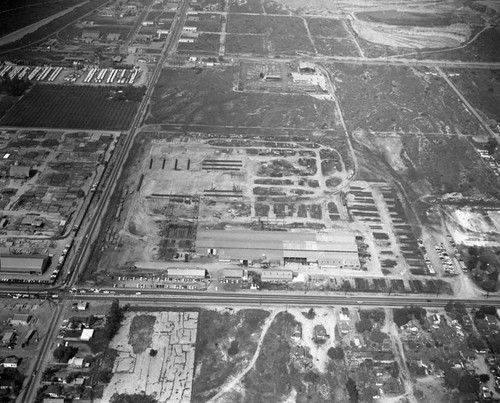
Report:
147,67,337,129
0,85,144,130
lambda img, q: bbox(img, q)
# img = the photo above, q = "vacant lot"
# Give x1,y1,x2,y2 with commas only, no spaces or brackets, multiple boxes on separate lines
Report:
445,68,500,123
177,33,220,54
101,311,198,403
227,14,314,55
147,67,338,129
193,309,270,402
0,85,143,130
330,63,486,135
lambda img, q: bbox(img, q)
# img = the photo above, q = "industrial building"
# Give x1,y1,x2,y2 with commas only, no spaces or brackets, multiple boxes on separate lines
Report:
10,314,31,326
0,254,49,275
196,229,360,269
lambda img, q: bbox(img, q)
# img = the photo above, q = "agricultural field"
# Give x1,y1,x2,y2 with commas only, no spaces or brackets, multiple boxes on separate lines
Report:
0,0,86,38
0,0,110,52
0,85,145,131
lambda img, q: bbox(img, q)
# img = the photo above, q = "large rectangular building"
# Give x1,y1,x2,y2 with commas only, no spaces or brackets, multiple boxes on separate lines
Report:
196,230,360,269
0,255,48,275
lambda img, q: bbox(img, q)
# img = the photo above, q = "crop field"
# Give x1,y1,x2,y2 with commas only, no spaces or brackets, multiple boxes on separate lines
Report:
177,33,220,54
330,63,487,135
0,85,143,130
0,0,86,38
227,14,314,55
0,0,110,52
147,67,338,129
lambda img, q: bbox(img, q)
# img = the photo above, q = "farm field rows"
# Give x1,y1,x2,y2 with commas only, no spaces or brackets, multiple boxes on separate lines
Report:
0,85,144,130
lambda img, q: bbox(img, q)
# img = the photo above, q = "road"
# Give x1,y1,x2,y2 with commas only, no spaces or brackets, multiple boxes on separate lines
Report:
74,288,500,309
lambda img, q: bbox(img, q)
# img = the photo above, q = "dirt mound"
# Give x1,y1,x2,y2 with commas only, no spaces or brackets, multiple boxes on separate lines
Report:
351,19,471,49
351,19,471,48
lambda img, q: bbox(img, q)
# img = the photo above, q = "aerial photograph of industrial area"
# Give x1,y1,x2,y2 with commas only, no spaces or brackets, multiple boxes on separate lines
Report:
0,0,500,402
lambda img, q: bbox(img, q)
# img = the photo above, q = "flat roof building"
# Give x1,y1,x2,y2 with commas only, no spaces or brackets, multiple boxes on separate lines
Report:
10,314,31,326
261,270,293,282
196,230,360,269
167,268,206,278
0,255,49,275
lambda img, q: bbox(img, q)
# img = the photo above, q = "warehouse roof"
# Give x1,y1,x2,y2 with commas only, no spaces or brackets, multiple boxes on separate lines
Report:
0,255,48,272
196,230,358,261
168,268,206,277
223,269,244,279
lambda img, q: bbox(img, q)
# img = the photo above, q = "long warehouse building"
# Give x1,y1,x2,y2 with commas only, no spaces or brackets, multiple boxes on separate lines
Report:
196,229,360,269
0,255,49,274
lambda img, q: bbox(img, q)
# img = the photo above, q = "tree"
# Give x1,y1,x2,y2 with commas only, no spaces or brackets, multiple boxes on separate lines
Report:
327,346,344,360
480,374,490,383
228,340,239,356
443,367,460,389
458,374,479,394
98,369,113,383
53,345,78,362
149,349,157,357
355,318,373,333
370,328,388,344
346,378,359,403
105,299,128,340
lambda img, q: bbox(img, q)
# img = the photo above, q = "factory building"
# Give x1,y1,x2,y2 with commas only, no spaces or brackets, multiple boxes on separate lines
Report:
0,255,49,275
196,230,360,269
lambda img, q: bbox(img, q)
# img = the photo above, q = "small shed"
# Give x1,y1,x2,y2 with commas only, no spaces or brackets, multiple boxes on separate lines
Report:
3,357,18,368
2,331,15,345
80,329,94,341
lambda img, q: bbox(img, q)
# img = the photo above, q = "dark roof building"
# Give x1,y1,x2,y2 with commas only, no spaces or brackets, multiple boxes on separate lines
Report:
0,255,48,274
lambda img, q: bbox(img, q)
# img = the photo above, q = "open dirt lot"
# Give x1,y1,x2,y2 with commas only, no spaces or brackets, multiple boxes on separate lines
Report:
99,311,198,403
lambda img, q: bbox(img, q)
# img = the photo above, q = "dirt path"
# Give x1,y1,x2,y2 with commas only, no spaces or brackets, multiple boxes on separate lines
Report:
208,309,279,403
386,309,418,403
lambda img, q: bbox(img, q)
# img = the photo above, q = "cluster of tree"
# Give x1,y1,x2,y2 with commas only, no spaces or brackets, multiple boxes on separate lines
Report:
359,309,385,325
475,305,498,320
104,299,128,340
53,345,78,363
393,306,427,328
111,86,146,102
327,346,344,360
466,247,499,292
485,137,498,154
110,393,158,403
0,76,31,96
355,318,373,333
346,377,359,403
228,340,239,356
